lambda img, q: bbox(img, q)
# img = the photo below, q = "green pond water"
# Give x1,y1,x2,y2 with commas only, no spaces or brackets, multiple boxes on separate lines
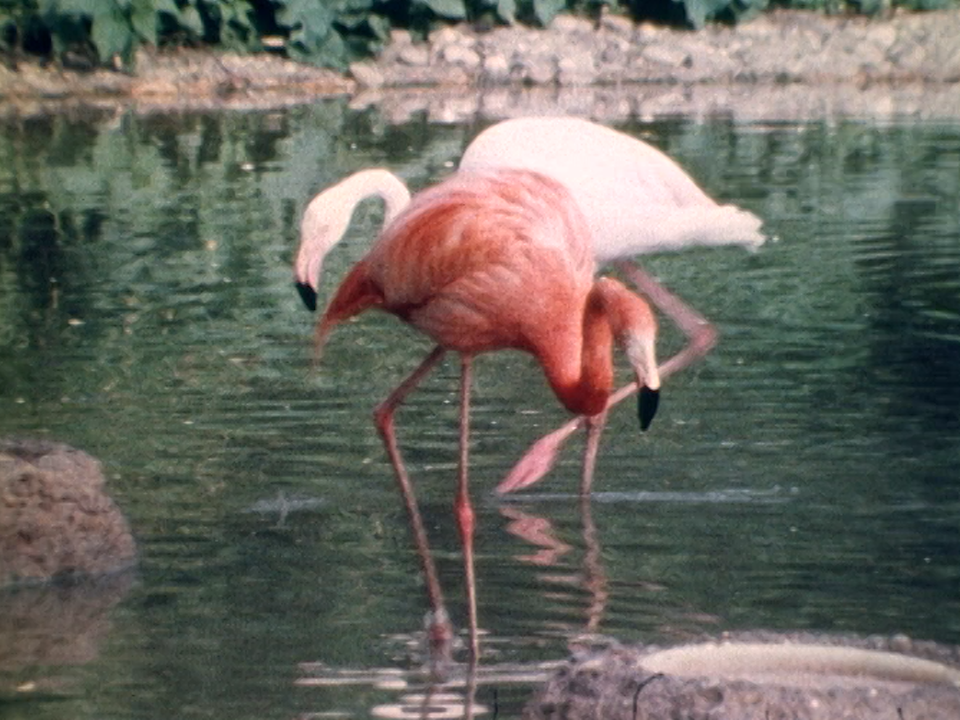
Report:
1,100,959,719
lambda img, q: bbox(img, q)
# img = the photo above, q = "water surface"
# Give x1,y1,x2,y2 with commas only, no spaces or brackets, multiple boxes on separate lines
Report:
1,103,959,719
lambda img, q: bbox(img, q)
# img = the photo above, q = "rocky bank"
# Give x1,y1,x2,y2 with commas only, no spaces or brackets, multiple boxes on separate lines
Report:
2,9,960,120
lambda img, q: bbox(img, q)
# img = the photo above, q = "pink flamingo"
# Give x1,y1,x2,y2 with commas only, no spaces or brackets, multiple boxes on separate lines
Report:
307,168,661,664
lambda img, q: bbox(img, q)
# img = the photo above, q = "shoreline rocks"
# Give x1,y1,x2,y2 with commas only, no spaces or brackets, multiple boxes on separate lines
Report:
353,9,960,90
1,9,960,120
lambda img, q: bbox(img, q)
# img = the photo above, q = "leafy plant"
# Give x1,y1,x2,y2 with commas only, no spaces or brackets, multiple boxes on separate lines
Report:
1,0,258,66
2,0,958,72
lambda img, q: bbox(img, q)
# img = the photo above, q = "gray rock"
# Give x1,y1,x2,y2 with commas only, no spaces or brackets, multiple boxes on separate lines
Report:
350,61,385,88
440,43,482,70
525,632,960,720
482,53,512,84
558,52,599,86
355,9,960,90
0,438,137,587
397,44,430,66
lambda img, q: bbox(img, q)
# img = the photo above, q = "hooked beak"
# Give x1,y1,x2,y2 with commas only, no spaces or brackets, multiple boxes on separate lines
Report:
638,386,660,431
628,334,660,431
296,282,319,312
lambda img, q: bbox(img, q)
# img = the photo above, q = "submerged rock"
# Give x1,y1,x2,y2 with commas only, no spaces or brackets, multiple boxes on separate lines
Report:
0,438,137,587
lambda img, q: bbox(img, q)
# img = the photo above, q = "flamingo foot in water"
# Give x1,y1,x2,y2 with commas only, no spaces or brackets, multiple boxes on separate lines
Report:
425,608,455,676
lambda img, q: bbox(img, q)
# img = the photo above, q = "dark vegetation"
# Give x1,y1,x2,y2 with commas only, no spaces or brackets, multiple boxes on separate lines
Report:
1,0,956,72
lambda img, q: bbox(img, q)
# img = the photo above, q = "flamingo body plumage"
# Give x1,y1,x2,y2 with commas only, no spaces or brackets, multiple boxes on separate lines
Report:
316,168,660,417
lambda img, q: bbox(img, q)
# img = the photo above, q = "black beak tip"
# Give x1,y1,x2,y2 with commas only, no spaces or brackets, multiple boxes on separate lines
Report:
295,282,318,312
638,386,660,431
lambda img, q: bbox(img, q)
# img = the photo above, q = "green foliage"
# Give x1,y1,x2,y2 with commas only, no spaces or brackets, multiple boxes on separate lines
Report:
1,0,958,71
416,0,468,19
531,0,567,24
1,0,261,65
276,0,342,65
677,0,757,27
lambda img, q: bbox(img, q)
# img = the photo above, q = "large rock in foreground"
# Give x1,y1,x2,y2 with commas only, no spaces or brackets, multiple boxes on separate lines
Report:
526,632,960,719
0,438,137,587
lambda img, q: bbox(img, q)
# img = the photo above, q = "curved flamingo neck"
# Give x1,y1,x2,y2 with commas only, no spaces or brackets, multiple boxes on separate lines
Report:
538,278,659,418
295,169,411,297
355,169,412,225
538,284,617,418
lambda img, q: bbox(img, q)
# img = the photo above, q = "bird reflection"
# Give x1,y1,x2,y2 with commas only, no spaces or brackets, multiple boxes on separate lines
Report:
500,497,608,635
372,687,486,719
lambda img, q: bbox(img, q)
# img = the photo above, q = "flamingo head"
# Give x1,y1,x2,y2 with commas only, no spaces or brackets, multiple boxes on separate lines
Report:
294,195,348,312
625,331,661,431
599,277,661,431
293,169,412,313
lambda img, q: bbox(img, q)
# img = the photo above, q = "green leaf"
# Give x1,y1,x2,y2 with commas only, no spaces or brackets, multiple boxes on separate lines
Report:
130,0,157,45
335,10,367,29
417,0,468,19
215,0,257,51
41,0,101,16
278,0,335,51
89,3,132,61
287,22,348,69
532,0,565,25
227,0,254,31
676,0,730,27
496,0,517,23
366,13,391,40
339,0,378,11
177,3,205,35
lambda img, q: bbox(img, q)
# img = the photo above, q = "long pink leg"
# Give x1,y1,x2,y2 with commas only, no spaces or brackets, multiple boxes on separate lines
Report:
580,411,607,496
373,345,454,669
497,262,716,494
454,356,480,665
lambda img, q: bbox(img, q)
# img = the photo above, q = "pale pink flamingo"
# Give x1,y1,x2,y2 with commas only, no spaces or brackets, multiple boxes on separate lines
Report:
459,117,764,261
305,168,661,664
